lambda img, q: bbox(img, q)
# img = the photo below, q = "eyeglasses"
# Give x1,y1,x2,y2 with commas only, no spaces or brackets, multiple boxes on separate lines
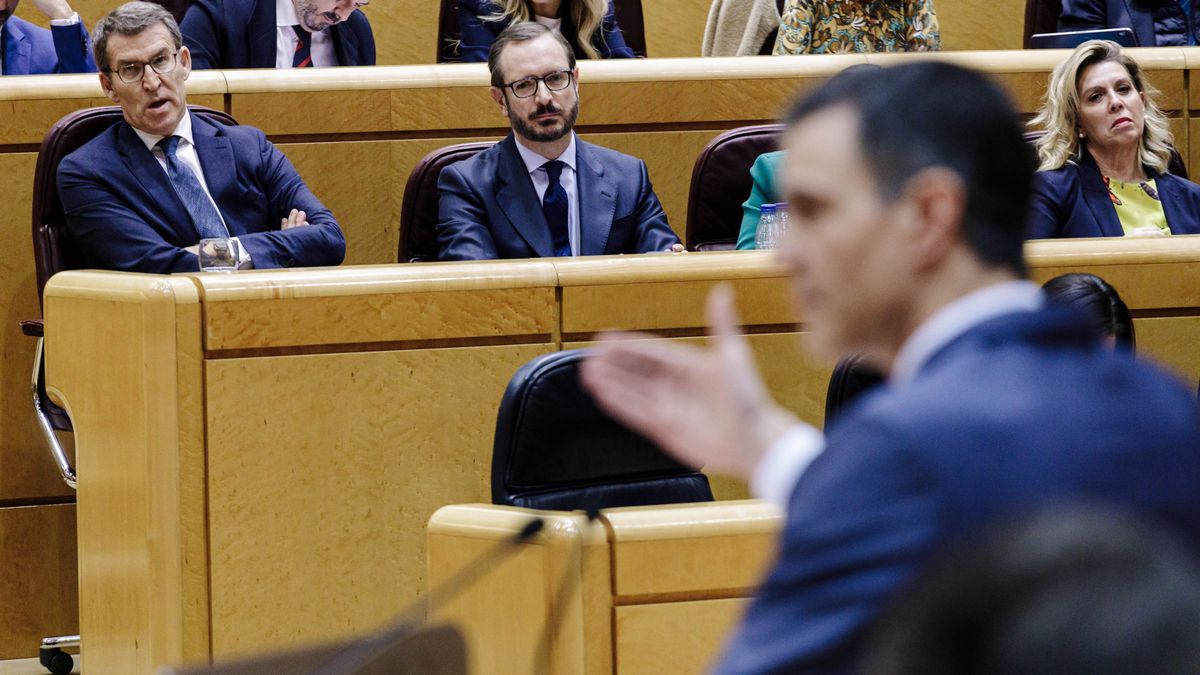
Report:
502,69,573,99
107,50,178,84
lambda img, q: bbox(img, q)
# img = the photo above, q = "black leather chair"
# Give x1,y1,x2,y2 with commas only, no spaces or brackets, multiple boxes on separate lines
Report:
823,353,886,429
686,123,783,251
24,104,237,675
438,0,648,62
398,141,496,263
492,350,714,511
1024,0,1064,48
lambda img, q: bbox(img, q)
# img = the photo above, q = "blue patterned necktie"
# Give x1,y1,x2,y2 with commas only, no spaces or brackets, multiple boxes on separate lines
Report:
157,135,228,240
541,160,571,257
293,26,313,67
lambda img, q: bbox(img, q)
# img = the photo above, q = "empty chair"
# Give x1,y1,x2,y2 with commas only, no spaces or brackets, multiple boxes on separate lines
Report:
492,350,713,511
823,353,886,429
398,141,496,263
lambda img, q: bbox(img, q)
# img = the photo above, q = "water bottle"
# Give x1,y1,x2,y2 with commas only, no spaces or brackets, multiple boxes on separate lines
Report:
773,203,789,242
755,203,778,250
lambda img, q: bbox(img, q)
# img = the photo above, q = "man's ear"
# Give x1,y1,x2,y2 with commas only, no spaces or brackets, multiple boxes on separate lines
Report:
900,167,967,270
490,86,507,116
179,45,192,80
99,71,119,103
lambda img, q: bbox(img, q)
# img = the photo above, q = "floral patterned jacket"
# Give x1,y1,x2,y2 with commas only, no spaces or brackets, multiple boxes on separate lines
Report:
773,0,940,54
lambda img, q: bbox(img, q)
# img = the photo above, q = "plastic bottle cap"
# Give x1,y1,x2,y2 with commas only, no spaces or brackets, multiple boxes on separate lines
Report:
761,204,777,214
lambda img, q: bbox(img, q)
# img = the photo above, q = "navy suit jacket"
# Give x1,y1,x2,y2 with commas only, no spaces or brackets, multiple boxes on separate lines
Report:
181,0,375,69
1059,0,1184,47
57,114,345,274
456,0,636,62
713,307,1200,675
1028,152,1200,239
1,15,95,75
437,134,679,260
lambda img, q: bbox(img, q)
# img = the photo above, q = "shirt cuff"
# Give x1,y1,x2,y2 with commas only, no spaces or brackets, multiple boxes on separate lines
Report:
49,12,81,26
749,423,825,506
232,237,254,269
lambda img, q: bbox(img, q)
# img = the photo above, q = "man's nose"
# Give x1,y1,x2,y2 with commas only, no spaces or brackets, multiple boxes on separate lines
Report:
141,65,162,90
533,80,553,104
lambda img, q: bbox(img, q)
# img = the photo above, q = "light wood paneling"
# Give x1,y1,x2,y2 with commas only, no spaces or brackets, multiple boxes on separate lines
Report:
0,504,78,660
1132,317,1200,386
614,598,747,675
937,0,1025,51
204,343,554,659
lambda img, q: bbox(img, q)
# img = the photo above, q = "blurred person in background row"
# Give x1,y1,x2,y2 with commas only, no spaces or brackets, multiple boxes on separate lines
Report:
457,0,634,62
0,0,96,74
773,0,939,54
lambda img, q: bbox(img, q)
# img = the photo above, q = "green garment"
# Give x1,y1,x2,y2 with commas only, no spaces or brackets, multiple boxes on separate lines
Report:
737,150,784,250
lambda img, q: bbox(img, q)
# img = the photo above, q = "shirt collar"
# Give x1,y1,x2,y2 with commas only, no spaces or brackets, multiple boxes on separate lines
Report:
277,0,302,27
514,132,577,176
891,280,1044,385
133,110,193,153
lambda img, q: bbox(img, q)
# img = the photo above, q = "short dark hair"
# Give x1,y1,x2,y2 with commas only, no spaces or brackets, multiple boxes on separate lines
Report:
487,22,576,89
1042,273,1135,349
863,507,1200,675
786,62,1035,276
93,1,181,72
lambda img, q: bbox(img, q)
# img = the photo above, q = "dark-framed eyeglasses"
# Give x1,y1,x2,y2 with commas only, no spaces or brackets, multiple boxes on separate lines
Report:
107,50,179,84
502,69,573,99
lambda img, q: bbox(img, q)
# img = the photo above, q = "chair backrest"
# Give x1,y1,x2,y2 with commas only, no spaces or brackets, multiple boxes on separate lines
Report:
686,123,784,251
31,105,238,307
823,353,886,429
1024,0,1064,49
612,0,647,57
1022,130,1188,180
492,350,714,511
398,141,496,263
437,0,647,62
437,0,461,63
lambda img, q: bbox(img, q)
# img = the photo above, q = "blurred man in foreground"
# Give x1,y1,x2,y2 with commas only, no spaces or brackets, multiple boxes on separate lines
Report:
582,62,1200,674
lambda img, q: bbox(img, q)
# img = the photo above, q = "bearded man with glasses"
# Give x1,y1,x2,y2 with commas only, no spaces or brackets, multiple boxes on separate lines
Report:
436,21,682,260
57,1,345,273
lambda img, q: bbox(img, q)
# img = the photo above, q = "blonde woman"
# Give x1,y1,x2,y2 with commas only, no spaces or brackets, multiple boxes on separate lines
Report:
1028,40,1200,239
458,0,635,62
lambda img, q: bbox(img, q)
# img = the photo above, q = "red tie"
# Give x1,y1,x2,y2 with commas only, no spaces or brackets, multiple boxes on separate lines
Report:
292,26,313,68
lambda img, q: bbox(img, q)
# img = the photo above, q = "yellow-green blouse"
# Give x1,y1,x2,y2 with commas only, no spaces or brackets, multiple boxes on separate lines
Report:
773,0,941,55
1104,176,1172,237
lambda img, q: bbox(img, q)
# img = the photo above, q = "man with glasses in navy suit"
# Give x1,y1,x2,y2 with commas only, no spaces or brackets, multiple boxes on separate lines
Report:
436,21,682,261
57,1,344,274
0,0,96,74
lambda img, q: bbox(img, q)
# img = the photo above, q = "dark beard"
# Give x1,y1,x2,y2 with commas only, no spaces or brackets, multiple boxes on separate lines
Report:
509,97,579,143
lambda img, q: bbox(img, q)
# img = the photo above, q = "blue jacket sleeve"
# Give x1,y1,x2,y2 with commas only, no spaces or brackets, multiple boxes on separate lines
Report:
630,161,680,252
737,152,781,250
180,0,224,70
50,19,97,73
239,132,346,268
597,1,636,58
458,0,501,63
436,162,500,260
1027,169,1071,240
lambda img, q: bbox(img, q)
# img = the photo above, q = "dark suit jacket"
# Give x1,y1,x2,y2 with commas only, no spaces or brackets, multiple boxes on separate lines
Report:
180,0,375,69
436,134,679,260
456,0,636,62
1028,152,1200,239
713,307,1200,674
1,15,95,75
57,114,345,273
1059,0,1190,46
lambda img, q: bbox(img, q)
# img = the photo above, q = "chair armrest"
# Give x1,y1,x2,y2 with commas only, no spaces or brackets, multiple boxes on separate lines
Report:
20,319,44,338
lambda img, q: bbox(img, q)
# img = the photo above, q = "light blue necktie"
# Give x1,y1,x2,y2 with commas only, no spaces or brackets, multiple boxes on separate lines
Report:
157,135,228,240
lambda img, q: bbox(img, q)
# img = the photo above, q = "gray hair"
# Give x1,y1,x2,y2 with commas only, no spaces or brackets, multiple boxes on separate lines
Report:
487,22,576,88
93,1,182,72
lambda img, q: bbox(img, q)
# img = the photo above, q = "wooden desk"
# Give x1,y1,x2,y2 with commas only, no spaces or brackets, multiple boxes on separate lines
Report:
426,501,782,675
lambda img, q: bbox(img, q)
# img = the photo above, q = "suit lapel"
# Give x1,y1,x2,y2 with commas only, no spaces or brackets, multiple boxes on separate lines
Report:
1155,175,1188,233
1078,153,1125,237
495,136,554,257
3,19,33,76
191,115,240,233
116,123,197,243
250,0,278,68
575,140,617,255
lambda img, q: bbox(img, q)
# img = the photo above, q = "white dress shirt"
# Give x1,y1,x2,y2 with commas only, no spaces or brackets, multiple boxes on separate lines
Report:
749,280,1045,505
0,12,81,73
275,0,336,69
513,132,582,256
